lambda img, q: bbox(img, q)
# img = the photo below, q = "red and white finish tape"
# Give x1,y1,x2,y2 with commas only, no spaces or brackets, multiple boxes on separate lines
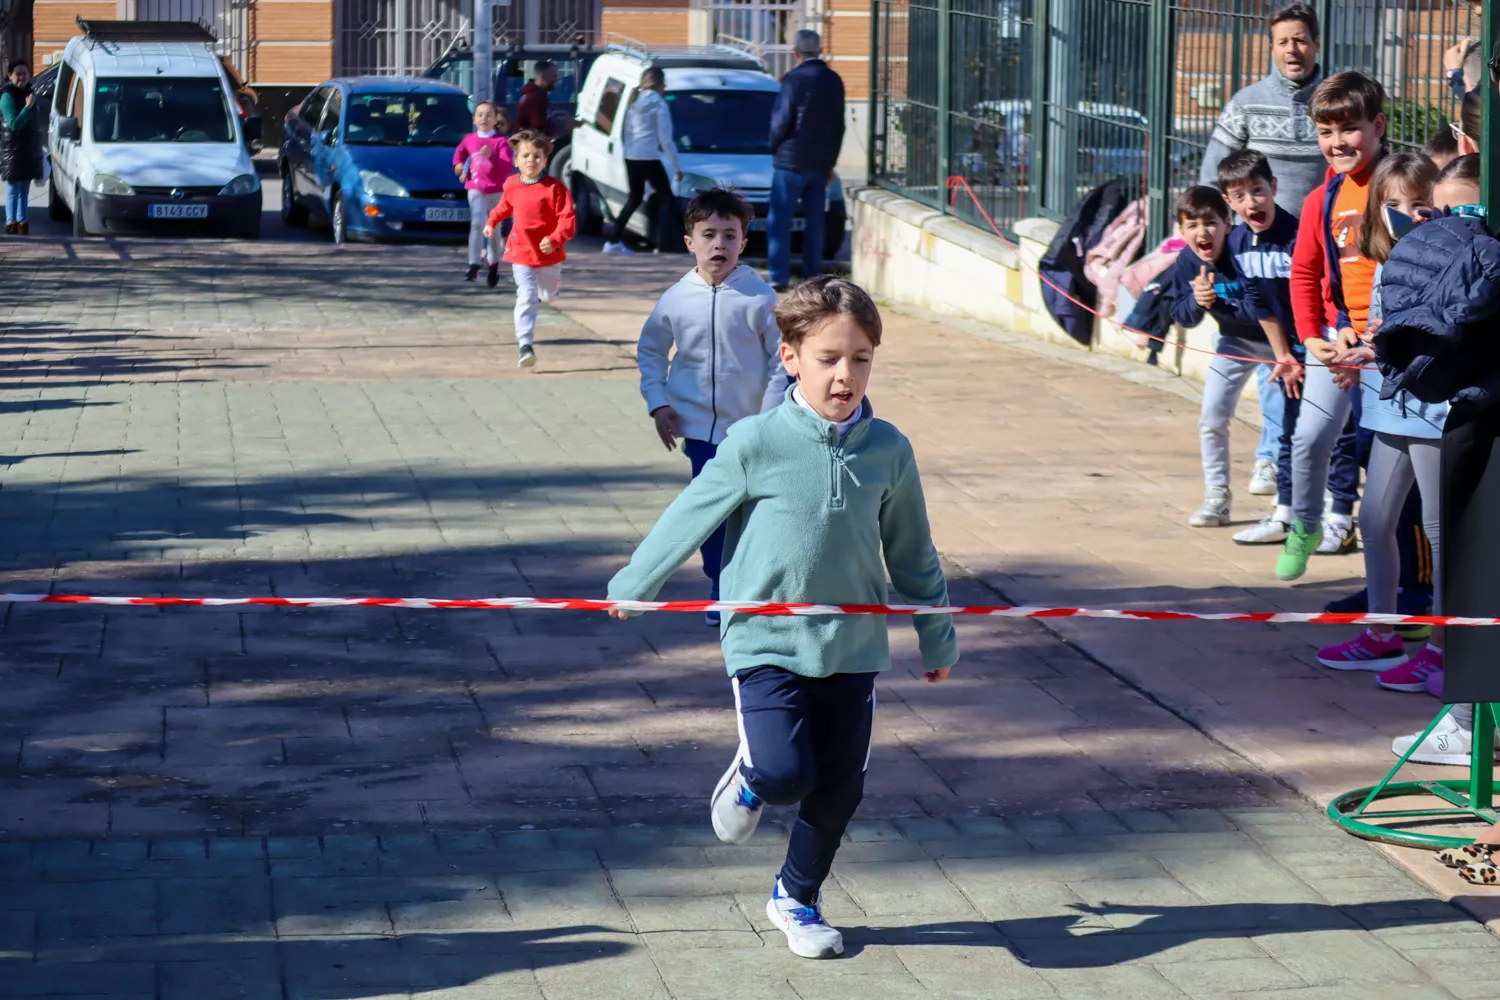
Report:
0,593,1487,626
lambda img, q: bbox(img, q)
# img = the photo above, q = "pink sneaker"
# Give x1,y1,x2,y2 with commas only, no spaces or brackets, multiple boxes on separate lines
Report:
1316,629,1409,671
1426,665,1445,698
1379,645,1444,692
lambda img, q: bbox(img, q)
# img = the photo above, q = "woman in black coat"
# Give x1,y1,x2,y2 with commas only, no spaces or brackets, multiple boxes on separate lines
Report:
0,59,42,235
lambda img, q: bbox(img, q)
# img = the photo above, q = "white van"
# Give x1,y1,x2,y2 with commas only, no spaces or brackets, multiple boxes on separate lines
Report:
47,20,263,238
568,38,845,256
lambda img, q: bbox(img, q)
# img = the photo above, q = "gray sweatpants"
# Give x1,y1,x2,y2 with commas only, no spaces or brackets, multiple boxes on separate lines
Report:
1362,431,1442,616
1292,358,1356,530
1199,338,1277,490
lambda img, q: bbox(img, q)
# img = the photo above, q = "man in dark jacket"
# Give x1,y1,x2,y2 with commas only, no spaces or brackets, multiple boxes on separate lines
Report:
515,60,557,135
767,30,845,291
0,59,40,235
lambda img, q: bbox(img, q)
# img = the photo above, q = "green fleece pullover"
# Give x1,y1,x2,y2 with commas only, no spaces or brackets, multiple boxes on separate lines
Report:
607,389,959,678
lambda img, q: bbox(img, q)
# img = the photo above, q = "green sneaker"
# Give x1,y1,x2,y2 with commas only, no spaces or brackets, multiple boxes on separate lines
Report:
1276,520,1323,582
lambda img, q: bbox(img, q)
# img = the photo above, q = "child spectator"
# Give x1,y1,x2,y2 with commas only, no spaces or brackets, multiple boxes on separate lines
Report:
1280,71,1388,580
607,277,958,960
484,130,576,369
635,187,788,624
454,101,514,287
1169,185,1281,527
1423,125,1459,172
1315,152,1443,685
1211,149,1307,545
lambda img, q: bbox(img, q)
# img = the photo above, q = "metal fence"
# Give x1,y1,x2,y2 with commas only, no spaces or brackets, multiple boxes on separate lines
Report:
871,0,1479,237
337,0,601,78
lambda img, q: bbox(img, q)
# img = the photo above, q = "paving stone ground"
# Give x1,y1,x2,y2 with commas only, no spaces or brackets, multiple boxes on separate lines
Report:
0,195,1497,997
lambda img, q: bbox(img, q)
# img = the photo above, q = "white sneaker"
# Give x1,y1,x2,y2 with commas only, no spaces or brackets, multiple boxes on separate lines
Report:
1317,514,1358,555
1189,487,1231,527
1233,511,1291,545
1392,712,1473,767
1248,459,1277,496
601,241,634,256
766,878,843,959
709,746,763,845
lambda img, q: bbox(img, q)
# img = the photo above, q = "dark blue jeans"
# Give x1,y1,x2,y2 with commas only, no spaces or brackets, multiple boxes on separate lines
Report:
768,169,827,287
732,665,876,905
684,439,726,596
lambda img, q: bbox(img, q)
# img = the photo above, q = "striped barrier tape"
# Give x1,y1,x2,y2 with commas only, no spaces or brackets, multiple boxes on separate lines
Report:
0,592,1487,625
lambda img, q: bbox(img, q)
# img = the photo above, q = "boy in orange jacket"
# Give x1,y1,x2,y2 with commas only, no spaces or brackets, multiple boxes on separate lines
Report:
484,129,577,369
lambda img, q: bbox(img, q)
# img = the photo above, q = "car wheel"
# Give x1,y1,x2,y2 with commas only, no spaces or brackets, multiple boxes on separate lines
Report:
48,175,70,221
571,172,603,237
331,192,347,245
549,144,571,186
280,165,307,226
71,186,90,237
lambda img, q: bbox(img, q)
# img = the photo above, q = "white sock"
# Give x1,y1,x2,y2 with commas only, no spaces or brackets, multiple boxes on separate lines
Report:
1326,512,1353,530
1273,504,1294,524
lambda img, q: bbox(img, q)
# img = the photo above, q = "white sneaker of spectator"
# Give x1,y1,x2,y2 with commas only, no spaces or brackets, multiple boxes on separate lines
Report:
1188,486,1231,528
1247,459,1277,496
1233,506,1292,545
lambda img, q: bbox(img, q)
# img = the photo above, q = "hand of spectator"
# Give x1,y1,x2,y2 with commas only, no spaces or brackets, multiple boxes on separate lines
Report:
540,237,556,255
1330,346,1374,390
651,406,681,450
1273,357,1304,399
1445,38,1475,72
1191,265,1217,308
1305,338,1338,365
23,92,34,108
1336,326,1360,351
482,224,495,239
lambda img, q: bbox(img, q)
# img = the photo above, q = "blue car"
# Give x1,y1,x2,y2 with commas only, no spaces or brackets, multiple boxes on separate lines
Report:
279,77,474,243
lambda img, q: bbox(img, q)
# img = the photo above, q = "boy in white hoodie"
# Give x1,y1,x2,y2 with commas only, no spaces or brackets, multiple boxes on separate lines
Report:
636,187,789,624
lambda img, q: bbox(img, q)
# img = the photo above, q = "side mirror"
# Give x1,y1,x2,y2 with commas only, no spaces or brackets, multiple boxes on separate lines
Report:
57,116,79,141
243,115,263,151
317,129,333,146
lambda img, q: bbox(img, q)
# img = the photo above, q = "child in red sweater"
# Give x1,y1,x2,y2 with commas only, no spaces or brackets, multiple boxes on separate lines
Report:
483,130,577,369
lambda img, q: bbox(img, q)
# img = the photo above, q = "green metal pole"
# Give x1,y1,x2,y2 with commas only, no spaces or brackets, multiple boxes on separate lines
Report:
1144,0,1172,244
937,0,951,212
867,0,879,185
1472,704,1497,811
1483,0,1500,226
1029,0,1050,217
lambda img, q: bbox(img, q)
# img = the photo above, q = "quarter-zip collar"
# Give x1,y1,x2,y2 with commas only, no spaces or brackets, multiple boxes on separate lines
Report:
776,384,873,445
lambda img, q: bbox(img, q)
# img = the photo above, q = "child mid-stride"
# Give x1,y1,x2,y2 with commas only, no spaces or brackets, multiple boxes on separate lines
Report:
453,100,514,287
607,277,959,960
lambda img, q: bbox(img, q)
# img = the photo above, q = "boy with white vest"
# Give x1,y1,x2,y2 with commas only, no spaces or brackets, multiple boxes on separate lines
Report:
636,187,789,623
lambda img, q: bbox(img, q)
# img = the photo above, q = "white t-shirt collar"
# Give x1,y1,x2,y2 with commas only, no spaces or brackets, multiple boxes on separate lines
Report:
793,386,860,434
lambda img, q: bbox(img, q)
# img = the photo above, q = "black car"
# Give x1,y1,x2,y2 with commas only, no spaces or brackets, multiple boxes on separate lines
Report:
423,44,599,181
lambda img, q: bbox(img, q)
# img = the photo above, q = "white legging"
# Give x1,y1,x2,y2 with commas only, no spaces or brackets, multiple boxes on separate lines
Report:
1362,431,1441,616
467,190,502,266
512,264,561,347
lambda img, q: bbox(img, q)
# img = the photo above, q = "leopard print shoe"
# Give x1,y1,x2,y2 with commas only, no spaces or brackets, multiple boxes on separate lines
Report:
1459,862,1499,885
1437,843,1491,868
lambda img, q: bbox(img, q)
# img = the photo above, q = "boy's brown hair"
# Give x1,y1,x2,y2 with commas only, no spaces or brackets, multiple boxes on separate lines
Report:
684,187,754,234
1423,125,1459,164
509,128,553,158
1309,71,1385,126
775,276,883,348
1215,148,1275,195
1174,184,1231,225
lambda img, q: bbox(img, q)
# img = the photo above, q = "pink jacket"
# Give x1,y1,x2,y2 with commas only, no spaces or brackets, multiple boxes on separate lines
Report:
454,133,514,194
1083,197,1147,317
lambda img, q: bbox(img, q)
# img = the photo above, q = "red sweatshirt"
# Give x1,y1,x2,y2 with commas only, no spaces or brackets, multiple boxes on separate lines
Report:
486,174,577,268
1289,160,1381,343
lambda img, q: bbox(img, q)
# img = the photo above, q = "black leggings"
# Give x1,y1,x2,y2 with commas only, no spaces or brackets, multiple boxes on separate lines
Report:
611,158,678,248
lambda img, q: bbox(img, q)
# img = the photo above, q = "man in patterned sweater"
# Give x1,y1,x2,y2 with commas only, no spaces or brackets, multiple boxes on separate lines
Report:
1198,2,1325,214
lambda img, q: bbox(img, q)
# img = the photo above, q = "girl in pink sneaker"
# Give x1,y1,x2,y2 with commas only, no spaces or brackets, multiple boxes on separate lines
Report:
1315,152,1451,693
454,101,515,287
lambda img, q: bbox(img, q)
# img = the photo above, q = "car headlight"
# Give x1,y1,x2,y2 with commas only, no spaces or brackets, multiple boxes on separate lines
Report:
359,171,410,198
218,173,259,196
675,173,718,199
90,174,134,196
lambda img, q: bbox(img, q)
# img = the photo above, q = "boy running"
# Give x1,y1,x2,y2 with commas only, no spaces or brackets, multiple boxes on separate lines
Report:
1280,71,1387,579
608,277,958,960
484,129,576,369
636,187,788,624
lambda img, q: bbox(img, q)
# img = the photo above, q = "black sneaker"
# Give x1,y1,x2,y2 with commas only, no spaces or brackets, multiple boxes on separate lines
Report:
771,282,791,294
465,264,480,282
486,263,500,288
518,345,536,369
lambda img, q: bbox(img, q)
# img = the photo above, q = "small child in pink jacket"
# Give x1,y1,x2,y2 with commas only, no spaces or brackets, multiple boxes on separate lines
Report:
454,102,515,286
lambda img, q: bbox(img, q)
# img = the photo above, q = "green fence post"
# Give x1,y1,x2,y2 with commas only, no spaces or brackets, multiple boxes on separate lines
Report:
867,0,879,185
937,0,951,212
1030,0,1050,217
1484,0,1500,225
1144,0,1173,244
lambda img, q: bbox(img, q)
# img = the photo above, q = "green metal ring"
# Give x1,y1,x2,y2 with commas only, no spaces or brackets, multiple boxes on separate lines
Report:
1328,780,1500,850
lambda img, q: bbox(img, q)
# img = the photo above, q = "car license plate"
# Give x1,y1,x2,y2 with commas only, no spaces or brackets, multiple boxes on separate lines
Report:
748,218,806,232
424,206,469,222
148,203,209,219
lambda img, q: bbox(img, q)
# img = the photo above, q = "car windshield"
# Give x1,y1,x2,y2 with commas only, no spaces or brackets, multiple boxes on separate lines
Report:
91,78,234,143
665,90,777,154
500,59,583,105
345,92,471,146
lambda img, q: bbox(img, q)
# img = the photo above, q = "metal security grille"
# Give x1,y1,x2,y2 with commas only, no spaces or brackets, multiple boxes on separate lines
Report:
0,0,31,69
338,0,467,77
493,0,600,46
871,0,1479,238
702,0,823,79
138,0,250,76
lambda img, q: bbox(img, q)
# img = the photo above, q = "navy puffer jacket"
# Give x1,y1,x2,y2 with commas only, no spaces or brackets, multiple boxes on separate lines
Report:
1374,215,1500,410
